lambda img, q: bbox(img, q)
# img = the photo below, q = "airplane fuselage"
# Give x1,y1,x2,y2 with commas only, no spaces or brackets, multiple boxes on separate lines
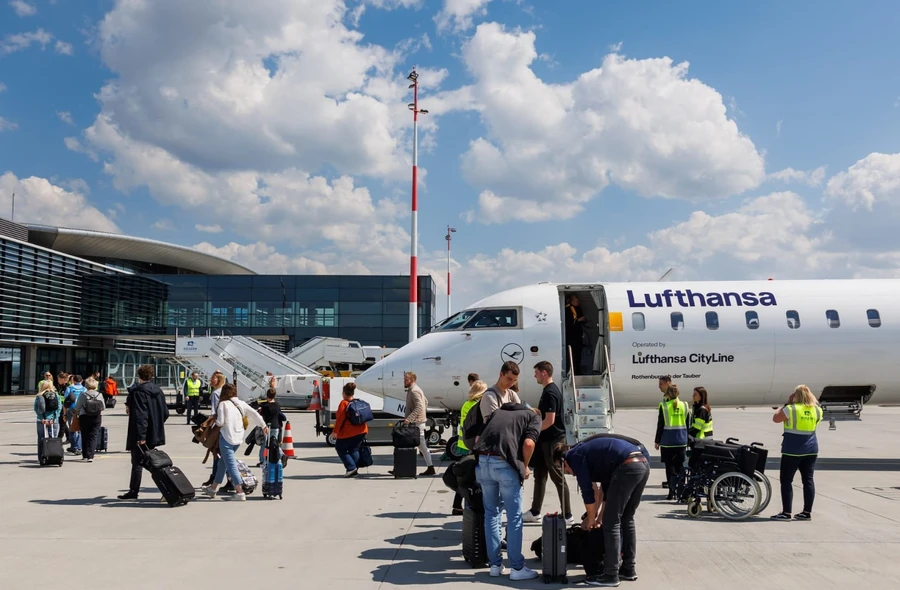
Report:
354,279,898,411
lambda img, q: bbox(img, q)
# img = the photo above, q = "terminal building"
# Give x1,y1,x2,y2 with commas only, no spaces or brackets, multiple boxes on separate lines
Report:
0,218,436,394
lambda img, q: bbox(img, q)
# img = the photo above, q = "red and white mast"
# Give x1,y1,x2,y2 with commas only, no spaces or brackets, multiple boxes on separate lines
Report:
446,225,456,318
407,68,428,342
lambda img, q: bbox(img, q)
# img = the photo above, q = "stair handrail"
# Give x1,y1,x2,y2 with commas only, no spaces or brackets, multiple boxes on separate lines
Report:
604,344,616,414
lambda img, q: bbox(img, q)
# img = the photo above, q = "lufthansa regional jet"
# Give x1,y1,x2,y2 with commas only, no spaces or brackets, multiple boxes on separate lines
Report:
354,280,896,418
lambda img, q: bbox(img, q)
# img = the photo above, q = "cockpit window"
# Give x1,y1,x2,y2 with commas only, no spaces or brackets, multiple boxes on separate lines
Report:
435,309,477,331
464,309,519,329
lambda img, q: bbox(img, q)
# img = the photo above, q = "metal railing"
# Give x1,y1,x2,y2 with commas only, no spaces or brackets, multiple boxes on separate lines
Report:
604,344,616,414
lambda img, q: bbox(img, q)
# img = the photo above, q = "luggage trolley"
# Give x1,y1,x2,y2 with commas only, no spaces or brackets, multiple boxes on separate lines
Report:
675,438,771,520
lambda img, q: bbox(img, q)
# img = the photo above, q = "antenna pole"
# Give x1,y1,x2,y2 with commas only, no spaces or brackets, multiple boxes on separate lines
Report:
446,226,456,318
10,191,14,222
407,68,428,342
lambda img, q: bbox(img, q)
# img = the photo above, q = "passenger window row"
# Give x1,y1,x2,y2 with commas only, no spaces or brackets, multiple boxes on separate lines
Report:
630,309,883,331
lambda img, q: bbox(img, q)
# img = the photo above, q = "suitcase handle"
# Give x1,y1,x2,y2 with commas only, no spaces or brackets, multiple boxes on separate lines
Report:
725,437,740,445
751,442,765,448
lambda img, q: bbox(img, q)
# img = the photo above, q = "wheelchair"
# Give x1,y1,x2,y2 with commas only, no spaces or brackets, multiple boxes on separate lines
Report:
673,437,772,521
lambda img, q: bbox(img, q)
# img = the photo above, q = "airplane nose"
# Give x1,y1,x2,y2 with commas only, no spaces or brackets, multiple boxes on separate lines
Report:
354,361,383,396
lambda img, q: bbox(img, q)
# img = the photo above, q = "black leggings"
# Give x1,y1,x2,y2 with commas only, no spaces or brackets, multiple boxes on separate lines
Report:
660,446,686,492
780,454,817,514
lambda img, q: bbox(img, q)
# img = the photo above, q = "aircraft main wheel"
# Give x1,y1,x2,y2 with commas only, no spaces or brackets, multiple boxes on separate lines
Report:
445,437,465,460
176,407,185,415
326,432,336,447
426,428,442,447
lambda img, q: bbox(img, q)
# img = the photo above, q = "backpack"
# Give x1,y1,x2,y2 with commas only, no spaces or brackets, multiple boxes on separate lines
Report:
83,392,104,416
461,402,486,450
98,380,107,395
43,391,59,414
346,399,374,425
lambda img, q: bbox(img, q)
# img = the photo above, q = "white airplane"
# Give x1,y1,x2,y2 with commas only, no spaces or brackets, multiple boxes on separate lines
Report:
354,279,896,418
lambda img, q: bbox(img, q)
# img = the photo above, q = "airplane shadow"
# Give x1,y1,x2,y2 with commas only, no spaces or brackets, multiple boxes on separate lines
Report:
29,496,171,509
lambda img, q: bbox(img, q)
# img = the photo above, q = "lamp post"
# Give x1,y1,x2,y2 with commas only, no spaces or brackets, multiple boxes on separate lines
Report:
407,68,428,342
446,226,456,318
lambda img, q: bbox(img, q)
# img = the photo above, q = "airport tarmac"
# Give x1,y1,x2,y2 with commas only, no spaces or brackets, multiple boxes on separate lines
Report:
2,400,900,590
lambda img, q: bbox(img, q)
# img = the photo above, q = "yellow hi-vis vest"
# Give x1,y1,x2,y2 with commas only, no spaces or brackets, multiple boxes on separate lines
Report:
691,413,713,439
782,403,823,456
186,379,201,397
659,399,687,447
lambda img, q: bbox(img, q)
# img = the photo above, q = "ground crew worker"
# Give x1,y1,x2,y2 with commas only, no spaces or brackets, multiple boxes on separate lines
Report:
451,379,487,515
654,384,687,500
184,372,202,425
688,386,713,443
771,384,823,521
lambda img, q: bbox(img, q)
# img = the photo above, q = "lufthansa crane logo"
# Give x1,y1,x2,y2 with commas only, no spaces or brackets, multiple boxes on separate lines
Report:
501,343,525,362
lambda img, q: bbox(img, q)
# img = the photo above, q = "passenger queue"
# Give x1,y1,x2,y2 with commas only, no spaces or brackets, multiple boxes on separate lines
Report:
30,360,823,587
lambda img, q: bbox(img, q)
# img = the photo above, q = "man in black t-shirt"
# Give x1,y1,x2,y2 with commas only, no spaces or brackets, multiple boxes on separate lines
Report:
523,361,573,524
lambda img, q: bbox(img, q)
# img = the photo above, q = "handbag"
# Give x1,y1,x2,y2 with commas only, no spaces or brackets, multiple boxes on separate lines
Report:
70,413,81,433
391,422,420,448
139,446,173,471
358,439,373,468
230,400,249,430
192,415,221,463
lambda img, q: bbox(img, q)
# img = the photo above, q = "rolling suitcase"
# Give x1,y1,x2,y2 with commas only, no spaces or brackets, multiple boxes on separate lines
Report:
105,396,116,409
263,461,284,499
392,447,418,479
151,465,195,507
236,460,257,495
40,424,64,467
462,505,487,568
541,463,569,583
96,426,108,453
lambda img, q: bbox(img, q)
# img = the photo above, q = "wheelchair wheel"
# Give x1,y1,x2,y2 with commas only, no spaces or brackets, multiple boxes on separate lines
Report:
710,471,761,521
687,500,703,518
706,495,716,513
753,471,772,515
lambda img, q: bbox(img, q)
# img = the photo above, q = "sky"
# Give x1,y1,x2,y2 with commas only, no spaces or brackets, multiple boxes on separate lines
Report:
2,0,900,320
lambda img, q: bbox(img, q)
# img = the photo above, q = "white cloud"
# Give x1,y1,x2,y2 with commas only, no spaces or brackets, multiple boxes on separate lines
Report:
776,119,783,136
609,41,623,52
767,166,826,187
825,153,900,211
9,1,36,17
0,172,118,232
194,223,222,234
435,0,493,33
0,82,6,93
57,111,74,125
0,29,52,54
0,117,17,131
453,190,898,305
152,219,175,231
64,136,98,161
54,40,74,55
451,24,765,223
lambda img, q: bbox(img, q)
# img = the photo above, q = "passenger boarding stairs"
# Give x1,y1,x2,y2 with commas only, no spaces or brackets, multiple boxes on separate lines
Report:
562,346,616,444
164,353,261,403
174,331,321,402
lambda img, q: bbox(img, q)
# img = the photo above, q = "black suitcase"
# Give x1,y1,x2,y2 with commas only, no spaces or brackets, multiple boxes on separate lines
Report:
105,396,116,409
96,426,108,453
462,506,487,568
151,465,195,507
541,458,569,583
40,425,64,467
392,447,418,479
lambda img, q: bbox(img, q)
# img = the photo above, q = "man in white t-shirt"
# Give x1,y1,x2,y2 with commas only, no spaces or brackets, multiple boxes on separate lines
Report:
479,361,522,421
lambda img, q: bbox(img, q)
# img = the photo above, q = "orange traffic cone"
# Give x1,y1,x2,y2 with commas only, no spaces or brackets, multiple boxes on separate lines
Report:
281,421,295,459
308,380,322,411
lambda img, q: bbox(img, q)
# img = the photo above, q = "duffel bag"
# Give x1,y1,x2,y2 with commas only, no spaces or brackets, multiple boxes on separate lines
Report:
391,423,420,448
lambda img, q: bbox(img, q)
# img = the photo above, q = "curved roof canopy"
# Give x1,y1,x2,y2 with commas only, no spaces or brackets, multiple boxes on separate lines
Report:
26,225,255,275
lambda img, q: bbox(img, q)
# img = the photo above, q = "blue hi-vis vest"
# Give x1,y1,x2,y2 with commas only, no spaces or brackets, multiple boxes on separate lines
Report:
782,403,823,456
659,399,688,447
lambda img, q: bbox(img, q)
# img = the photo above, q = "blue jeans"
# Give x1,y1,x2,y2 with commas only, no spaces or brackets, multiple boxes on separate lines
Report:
259,427,283,464
215,439,243,487
477,456,525,570
335,434,365,472
36,422,59,459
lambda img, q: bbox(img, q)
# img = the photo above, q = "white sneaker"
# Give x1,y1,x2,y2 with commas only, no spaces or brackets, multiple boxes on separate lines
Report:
201,486,216,499
509,566,539,581
522,510,542,523
565,515,575,526
234,492,247,501
489,565,508,577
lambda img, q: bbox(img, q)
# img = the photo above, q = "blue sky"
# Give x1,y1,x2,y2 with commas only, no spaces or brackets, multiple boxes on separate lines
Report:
2,0,900,314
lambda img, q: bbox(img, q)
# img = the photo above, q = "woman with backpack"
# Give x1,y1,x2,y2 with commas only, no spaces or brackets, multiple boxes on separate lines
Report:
34,380,62,461
73,377,105,462
334,382,369,478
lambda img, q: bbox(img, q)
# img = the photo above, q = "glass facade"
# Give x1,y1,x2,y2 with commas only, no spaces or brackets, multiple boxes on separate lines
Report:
81,274,436,349
0,230,437,393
